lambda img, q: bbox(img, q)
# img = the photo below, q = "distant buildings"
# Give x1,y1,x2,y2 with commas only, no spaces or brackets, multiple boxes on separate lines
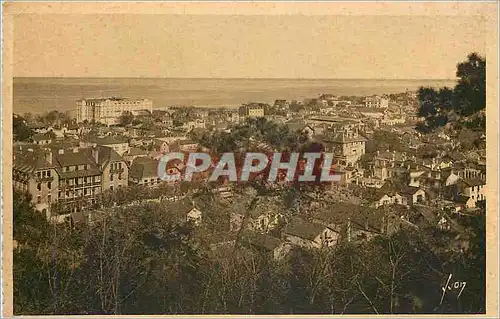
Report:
76,97,153,126
365,95,389,108
239,103,266,118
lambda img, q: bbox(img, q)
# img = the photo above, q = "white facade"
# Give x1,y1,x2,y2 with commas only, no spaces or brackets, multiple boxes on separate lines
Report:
365,96,389,108
76,98,153,125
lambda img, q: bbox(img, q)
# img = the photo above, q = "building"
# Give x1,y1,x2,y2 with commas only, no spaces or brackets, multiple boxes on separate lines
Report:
128,157,162,187
52,147,103,211
239,103,266,118
30,133,53,145
324,129,367,166
82,136,130,156
76,97,153,126
240,230,291,261
13,148,59,218
457,178,486,208
283,218,338,249
273,100,290,111
356,107,387,119
183,119,206,130
364,95,389,108
13,142,134,217
92,146,129,192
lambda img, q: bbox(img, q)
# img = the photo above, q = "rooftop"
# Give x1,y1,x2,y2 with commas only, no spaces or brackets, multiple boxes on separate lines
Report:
283,218,328,241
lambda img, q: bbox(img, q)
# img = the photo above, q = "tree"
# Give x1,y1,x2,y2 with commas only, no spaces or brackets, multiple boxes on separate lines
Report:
454,53,486,117
417,52,485,132
119,111,134,126
13,115,34,142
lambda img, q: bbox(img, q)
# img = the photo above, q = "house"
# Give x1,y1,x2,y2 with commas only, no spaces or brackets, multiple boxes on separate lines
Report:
283,218,338,249
123,147,149,166
183,119,206,131
457,178,486,208
91,145,129,192
153,138,171,153
370,180,425,207
30,133,53,145
85,136,130,156
128,157,161,187
347,206,408,242
239,103,266,118
323,129,367,166
311,202,358,234
51,147,103,211
178,140,198,152
246,198,286,233
13,148,59,218
356,107,387,119
186,207,203,226
364,96,389,108
239,230,291,261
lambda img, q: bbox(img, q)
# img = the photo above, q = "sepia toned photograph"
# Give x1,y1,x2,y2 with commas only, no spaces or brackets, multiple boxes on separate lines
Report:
2,2,498,317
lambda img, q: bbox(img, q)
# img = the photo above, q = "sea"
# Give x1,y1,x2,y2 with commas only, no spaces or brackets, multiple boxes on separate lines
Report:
13,77,457,115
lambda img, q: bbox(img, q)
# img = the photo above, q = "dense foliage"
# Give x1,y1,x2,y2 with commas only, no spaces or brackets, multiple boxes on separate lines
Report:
13,115,34,142
417,53,486,132
13,189,485,315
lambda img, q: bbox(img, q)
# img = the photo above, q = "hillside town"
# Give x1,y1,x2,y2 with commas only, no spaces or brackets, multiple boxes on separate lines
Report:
13,89,486,256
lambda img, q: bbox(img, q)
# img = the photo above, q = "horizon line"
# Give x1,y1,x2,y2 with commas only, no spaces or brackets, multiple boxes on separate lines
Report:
13,76,458,81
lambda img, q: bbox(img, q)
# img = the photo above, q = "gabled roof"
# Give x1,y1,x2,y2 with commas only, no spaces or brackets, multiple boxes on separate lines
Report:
129,157,159,180
54,149,94,167
240,230,282,251
89,136,128,145
461,178,485,187
314,202,361,225
14,149,54,173
93,145,124,167
127,147,149,157
454,195,471,204
283,218,328,241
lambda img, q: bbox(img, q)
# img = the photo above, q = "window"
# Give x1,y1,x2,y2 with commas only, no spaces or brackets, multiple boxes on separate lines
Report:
58,191,61,198
37,196,41,204
110,186,114,191
37,183,42,191
110,174,114,182
48,195,51,203
42,171,46,177
118,174,122,180
37,171,42,178
47,170,51,177
48,182,52,189
84,189,88,195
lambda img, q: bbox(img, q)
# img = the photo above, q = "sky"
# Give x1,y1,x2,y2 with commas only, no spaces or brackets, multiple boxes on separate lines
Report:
13,14,486,79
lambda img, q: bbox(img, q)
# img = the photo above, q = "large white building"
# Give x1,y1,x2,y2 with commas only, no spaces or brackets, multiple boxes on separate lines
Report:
76,97,153,126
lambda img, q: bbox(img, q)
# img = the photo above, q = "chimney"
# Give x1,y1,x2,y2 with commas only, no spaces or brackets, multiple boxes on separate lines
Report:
45,151,52,164
92,146,99,163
